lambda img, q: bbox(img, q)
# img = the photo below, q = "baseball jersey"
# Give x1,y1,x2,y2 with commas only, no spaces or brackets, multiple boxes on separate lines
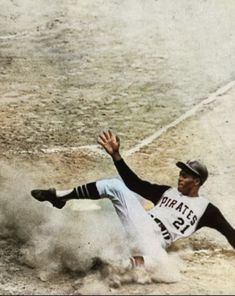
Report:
114,158,235,248
147,187,209,243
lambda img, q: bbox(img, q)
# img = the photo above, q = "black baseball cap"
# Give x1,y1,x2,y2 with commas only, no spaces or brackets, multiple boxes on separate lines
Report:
176,159,208,185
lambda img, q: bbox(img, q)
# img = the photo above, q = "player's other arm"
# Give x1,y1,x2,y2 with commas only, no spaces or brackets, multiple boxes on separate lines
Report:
97,130,170,204
197,203,235,249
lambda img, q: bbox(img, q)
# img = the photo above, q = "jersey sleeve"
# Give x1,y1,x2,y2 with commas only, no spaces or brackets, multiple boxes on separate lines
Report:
196,203,235,249
114,158,170,205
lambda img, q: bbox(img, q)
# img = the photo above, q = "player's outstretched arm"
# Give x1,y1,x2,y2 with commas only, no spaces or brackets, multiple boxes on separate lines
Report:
97,130,170,204
97,130,122,161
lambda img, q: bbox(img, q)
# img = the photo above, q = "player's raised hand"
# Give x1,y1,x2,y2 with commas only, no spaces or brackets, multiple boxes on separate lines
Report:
97,130,121,161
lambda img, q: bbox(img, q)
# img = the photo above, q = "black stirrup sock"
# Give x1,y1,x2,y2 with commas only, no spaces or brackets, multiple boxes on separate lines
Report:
59,182,100,201
75,182,100,199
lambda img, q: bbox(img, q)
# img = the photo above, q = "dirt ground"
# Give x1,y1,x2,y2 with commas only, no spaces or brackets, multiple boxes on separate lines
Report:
0,85,235,295
1,0,235,295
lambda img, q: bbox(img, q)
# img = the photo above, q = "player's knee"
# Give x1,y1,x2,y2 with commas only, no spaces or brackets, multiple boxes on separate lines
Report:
98,178,127,199
96,178,129,204
106,178,128,194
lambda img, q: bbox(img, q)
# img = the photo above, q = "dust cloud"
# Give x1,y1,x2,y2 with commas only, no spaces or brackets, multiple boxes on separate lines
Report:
0,161,182,288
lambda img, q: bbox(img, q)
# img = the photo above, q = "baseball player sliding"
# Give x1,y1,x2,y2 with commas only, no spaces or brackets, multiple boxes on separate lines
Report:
31,130,235,267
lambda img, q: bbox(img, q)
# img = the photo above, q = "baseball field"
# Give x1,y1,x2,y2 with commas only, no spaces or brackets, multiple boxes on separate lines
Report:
0,0,235,294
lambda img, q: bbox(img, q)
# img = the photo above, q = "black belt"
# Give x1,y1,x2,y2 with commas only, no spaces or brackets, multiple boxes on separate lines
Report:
150,215,171,241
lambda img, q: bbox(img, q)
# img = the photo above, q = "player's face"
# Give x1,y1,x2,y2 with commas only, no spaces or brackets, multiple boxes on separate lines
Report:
177,170,199,196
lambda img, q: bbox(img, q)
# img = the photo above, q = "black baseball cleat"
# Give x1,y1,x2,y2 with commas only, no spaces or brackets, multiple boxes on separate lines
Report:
31,188,66,209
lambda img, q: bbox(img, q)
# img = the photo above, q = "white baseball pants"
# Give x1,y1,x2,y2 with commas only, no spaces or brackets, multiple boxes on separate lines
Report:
96,178,168,258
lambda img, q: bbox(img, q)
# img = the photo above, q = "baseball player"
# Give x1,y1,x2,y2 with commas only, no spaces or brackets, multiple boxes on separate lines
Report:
31,130,235,267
